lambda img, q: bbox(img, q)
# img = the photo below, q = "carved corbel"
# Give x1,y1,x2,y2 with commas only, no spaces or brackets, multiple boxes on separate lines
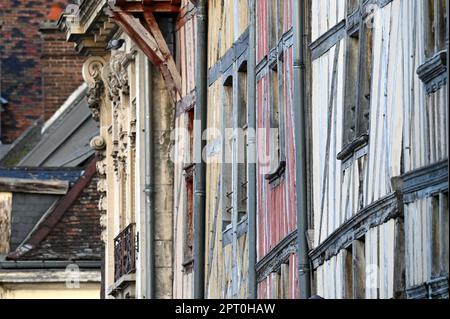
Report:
101,50,136,175
82,57,107,122
129,98,137,150
90,135,108,243
102,51,136,101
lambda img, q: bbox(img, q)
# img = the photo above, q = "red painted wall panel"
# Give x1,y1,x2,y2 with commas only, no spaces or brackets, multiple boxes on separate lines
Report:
256,0,299,298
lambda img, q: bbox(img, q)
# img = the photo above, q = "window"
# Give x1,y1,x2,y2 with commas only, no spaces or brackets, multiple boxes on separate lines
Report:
183,110,195,268
346,0,361,16
269,0,278,48
270,64,280,172
183,164,194,268
343,238,366,299
425,0,448,59
431,192,449,278
265,0,287,185
270,263,290,299
222,78,233,231
237,67,248,221
344,247,354,299
338,2,374,161
279,263,290,299
418,0,447,94
221,63,249,235
266,57,287,182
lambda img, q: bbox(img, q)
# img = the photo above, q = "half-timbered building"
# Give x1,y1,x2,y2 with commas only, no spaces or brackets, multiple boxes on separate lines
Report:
57,0,448,299
307,0,448,299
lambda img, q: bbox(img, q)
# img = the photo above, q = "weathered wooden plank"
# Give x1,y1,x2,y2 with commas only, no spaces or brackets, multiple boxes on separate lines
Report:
0,192,12,254
142,11,182,94
0,178,69,195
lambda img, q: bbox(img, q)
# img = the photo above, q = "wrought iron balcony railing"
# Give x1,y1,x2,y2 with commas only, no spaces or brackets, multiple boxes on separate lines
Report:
114,223,136,282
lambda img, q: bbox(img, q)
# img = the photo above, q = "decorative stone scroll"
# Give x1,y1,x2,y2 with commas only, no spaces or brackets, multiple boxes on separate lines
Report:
101,51,136,174
82,56,106,122
90,135,108,242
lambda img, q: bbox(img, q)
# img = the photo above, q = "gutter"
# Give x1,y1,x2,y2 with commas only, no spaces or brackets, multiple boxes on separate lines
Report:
144,59,155,299
247,0,257,299
193,0,208,299
293,0,311,298
0,260,101,269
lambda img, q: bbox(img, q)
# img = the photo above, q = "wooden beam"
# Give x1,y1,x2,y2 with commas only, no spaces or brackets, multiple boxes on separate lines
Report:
142,11,182,97
111,9,181,104
0,178,69,195
0,192,12,254
112,10,165,65
114,3,180,13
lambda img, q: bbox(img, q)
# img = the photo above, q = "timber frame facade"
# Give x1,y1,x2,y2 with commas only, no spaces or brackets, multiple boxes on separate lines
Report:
308,0,448,299
60,0,448,299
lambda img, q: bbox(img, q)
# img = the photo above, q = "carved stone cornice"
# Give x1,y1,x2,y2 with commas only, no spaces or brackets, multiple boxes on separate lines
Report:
417,51,447,94
59,0,118,56
83,57,107,122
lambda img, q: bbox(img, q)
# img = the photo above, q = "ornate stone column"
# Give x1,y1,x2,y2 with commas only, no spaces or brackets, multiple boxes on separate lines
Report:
83,56,109,242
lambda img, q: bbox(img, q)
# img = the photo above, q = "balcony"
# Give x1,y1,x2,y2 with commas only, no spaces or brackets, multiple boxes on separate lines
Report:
114,223,136,282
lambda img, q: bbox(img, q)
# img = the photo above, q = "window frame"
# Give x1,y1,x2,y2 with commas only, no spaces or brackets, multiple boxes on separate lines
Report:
265,0,287,186
338,1,375,162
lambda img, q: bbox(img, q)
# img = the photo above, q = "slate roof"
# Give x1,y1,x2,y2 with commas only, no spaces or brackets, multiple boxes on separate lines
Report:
0,84,101,269
6,159,102,262
0,166,85,251
19,83,97,167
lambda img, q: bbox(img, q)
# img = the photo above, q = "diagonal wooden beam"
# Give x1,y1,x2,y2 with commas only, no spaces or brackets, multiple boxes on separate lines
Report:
111,9,182,104
112,10,165,65
141,11,182,95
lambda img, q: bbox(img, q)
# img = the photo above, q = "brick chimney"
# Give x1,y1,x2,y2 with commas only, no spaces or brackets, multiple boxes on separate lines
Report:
0,0,83,144
40,22,84,121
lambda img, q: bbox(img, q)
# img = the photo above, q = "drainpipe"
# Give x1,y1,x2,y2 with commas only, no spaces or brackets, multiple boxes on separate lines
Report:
293,0,311,299
144,59,155,299
193,0,208,299
247,0,257,299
